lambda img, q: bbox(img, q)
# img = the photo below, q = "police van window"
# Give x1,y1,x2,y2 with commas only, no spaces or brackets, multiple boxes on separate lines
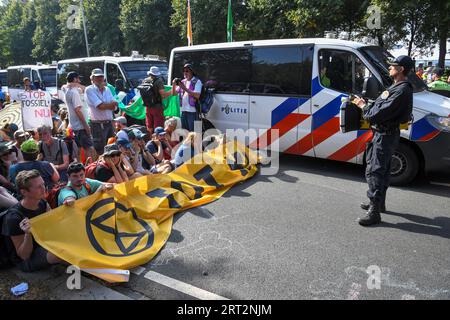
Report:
0,72,6,86
58,61,105,88
106,63,123,86
172,49,252,94
8,69,22,88
32,70,40,83
319,49,372,95
251,45,312,96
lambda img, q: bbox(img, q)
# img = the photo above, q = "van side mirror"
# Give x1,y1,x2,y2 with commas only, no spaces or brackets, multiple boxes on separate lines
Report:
362,76,381,100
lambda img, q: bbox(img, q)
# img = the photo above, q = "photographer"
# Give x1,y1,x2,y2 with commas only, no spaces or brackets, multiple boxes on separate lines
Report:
172,64,202,132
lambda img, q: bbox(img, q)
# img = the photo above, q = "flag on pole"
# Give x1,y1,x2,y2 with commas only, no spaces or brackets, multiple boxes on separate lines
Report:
227,0,233,42
187,0,193,46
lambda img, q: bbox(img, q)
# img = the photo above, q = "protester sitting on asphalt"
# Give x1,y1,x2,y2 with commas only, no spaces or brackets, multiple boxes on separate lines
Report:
9,139,60,189
0,123,19,143
11,131,30,164
147,127,173,160
172,132,202,169
0,142,16,193
128,129,154,176
58,162,114,207
94,144,129,183
116,138,142,180
1,170,66,272
37,125,70,182
0,185,18,211
428,68,450,92
164,117,182,149
114,116,130,142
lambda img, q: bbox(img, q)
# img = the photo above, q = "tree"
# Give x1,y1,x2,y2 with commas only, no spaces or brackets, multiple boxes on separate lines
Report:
0,0,36,66
85,0,124,56
32,0,61,63
57,0,88,59
121,0,179,58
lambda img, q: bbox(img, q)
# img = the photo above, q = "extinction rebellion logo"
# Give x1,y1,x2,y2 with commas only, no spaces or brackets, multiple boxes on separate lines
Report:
86,198,154,257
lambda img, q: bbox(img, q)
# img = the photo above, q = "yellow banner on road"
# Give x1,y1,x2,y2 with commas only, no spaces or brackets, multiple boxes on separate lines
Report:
31,141,259,282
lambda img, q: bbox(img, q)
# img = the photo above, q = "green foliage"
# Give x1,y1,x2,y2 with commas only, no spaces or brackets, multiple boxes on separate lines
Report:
32,0,61,63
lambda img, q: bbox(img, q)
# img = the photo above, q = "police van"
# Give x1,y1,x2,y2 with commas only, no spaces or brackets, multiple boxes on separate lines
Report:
7,64,58,102
57,53,168,101
0,69,7,93
169,38,450,185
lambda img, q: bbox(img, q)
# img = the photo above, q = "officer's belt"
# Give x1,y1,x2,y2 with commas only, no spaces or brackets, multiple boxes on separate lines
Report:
370,124,400,135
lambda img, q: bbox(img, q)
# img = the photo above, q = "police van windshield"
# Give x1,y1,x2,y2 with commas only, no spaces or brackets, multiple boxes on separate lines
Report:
39,68,57,87
120,61,168,88
359,46,427,93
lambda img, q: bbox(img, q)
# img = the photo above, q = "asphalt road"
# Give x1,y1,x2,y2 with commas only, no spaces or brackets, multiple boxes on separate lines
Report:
115,154,450,300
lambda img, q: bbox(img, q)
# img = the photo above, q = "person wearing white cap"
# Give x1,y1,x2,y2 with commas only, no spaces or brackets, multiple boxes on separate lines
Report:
139,66,172,135
85,68,118,155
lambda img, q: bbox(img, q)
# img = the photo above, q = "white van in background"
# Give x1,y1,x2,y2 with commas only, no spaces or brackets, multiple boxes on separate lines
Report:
7,64,58,102
169,38,450,185
56,53,168,101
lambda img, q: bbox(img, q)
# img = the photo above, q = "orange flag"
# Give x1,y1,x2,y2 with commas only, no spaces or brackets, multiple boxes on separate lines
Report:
187,0,193,46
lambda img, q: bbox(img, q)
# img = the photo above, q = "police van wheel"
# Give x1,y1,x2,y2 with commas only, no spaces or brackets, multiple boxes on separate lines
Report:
390,143,419,186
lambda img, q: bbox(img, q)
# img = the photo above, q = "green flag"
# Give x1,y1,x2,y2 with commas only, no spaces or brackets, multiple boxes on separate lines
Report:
227,0,233,42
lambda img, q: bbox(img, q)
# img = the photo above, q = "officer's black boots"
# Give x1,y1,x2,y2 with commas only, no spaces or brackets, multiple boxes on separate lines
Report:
360,202,386,213
358,203,382,226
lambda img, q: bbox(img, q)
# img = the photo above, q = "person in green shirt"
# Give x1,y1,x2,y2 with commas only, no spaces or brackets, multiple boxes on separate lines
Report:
428,68,450,92
58,162,114,207
320,66,331,88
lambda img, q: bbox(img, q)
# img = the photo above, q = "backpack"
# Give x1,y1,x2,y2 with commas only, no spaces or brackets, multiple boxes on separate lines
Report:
39,139,64,164
46,182,92,209
191,79,215,114
85,159,108,179
0,210,13,269
138,78,159,107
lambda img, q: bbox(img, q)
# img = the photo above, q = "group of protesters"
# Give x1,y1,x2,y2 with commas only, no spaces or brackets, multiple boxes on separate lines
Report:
416,63,450,93
0,64,214,274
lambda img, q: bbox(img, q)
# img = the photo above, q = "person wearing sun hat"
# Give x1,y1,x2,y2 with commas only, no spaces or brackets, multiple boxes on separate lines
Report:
8,139,60,189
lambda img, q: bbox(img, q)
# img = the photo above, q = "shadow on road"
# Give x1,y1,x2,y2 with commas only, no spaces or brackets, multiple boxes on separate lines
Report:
376,211,450,239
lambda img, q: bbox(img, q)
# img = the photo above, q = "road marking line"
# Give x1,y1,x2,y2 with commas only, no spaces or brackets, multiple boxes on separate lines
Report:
430,182,450,187
144,270,229,300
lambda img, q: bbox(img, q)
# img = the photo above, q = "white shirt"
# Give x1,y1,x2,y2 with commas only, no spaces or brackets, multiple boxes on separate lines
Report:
181,79,202,113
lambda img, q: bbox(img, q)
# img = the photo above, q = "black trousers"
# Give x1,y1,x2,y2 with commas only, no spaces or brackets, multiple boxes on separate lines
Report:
365,130,400,206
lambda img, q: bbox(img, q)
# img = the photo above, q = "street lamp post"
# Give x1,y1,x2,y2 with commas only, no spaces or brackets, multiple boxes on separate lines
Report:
79,0,90,57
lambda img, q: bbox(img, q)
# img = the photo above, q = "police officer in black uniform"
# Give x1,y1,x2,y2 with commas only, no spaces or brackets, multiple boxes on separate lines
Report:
354,55,414,226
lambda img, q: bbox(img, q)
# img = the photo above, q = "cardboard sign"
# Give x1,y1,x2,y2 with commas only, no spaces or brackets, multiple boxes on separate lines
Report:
20,90,53,130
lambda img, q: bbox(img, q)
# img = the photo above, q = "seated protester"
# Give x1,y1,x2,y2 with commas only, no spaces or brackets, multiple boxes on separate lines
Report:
116,139,142,180
0,185,18,211
113,116,130,143
1,170,65,272
9,139,60,190
0,144,15,193
94,144,129,184
0,123,19,143
164,117,183,149
11,131,30,164
37,125,70,182
147,127,173,161
129,129,154,176
145,128,173,174
172,132,202,168
58,162,113,207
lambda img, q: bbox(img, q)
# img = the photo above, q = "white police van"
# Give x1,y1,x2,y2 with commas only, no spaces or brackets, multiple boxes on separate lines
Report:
169,38,450,185
57,53,168,101
0,69,7,94
7,64,58,102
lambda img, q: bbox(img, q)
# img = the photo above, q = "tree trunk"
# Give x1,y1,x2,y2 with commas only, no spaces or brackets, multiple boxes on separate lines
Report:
437,26,448,68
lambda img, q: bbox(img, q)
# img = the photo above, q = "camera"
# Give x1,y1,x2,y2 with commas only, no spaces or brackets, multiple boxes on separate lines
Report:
174,78,181,85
